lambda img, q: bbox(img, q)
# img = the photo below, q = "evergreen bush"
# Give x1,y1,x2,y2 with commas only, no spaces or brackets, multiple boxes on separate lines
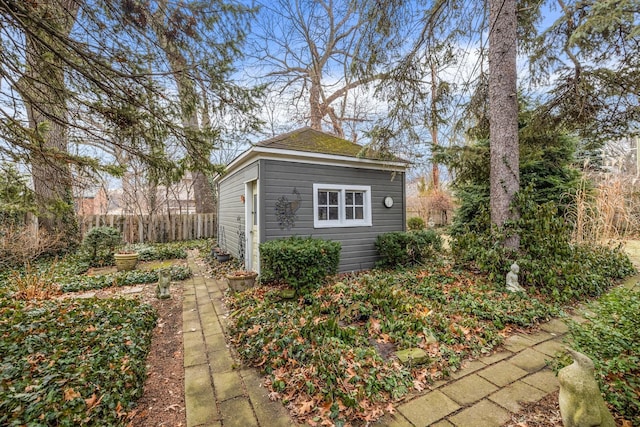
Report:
260,236,341,292
451,188,635,301
407,216,426,231
375,230,442,268
80,226,122,267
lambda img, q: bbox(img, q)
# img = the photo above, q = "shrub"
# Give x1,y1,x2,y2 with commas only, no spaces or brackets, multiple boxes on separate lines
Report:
451,189,636,301
0,225,68,268
260,236,341,291
80,226,122,266
375,230,443,268
563,288,640,424
131,243,188,261
8,263,61,300
407,216,426,231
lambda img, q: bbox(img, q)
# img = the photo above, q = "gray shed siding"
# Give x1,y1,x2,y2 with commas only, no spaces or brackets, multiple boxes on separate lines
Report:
217,161,259,259
261,159,405,272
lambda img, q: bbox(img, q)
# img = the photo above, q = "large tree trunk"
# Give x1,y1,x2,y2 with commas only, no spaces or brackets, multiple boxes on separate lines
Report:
489,0,519,248
18,0,81,244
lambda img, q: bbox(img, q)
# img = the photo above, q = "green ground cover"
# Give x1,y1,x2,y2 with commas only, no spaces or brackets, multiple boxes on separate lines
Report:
0,239,208,426
0,297,156,426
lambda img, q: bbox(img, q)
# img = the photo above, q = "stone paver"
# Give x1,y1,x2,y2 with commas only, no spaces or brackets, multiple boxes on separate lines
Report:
533,338,566,357
440,374,498,406
185,364,218,427
489,381,549,412
449,399,511,427
502,334,537,352
208,349,237,373
373,413,413,427
522,369,560,393
219,397,258,427
398,390,461,426
525,330,555,345
204,332,227,351
540,318,569,334
480,350,512,365
450,359,486,379
183,332,207,367
212,370,245,401
478,361,528,387
509,348,549,372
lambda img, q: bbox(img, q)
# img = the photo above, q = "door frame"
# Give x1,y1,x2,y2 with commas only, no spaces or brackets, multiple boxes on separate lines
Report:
244,179,259,272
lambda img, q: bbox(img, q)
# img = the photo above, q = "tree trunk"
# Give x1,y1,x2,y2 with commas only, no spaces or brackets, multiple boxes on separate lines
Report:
489,0,519,248
151,3,216,213
430,61,440,190
18,0,81,244
309,71,323,131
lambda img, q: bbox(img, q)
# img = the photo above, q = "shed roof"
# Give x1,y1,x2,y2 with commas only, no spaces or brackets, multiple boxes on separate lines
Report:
255,127,404,162
219,127,407,181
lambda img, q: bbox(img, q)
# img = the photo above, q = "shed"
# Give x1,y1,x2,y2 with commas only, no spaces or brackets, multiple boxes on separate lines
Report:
215,127,408,273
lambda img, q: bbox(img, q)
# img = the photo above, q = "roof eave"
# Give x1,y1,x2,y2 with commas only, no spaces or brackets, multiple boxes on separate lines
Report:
215,146,408,185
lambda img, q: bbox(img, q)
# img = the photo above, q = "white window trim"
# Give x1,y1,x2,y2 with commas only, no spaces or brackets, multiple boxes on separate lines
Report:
313,183,372,228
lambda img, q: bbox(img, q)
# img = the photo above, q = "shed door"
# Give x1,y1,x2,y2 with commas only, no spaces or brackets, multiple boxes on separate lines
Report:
245,180,259,272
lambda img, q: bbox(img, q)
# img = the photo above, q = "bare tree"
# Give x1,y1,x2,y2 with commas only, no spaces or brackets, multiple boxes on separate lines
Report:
248,0,402,138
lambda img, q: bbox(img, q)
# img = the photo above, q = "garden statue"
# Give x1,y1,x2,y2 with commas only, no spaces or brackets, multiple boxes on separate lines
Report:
156,271,171,299
505,262,526,293
558,348,615,427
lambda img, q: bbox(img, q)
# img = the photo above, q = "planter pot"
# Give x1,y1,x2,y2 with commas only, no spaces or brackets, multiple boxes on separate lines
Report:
216,253,231,262
226,272,258,292
114,252,139,272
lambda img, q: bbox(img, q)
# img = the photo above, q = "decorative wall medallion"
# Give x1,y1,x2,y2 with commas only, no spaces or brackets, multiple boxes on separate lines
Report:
275,187,301,230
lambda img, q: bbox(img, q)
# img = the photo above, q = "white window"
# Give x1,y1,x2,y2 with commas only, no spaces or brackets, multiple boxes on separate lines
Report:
313,184,372,228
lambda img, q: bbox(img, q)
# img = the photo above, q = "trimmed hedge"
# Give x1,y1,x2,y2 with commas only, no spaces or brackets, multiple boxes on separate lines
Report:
260,236,341,291
375,230,442,268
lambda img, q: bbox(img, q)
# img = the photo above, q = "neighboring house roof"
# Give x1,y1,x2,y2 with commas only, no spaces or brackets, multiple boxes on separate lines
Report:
219,127,408,180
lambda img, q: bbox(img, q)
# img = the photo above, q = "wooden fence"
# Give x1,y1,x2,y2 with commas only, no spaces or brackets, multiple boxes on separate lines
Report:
78,213,217,243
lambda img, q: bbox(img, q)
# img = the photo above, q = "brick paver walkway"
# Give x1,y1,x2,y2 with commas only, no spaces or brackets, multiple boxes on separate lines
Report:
181,253,608,427
182,256,299,427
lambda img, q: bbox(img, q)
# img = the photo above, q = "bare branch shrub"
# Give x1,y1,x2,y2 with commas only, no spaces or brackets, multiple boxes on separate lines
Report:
0,224,67,269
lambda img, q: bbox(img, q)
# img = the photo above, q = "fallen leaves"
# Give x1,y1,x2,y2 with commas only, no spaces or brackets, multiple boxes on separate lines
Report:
226,264,563,426
64,388,81,401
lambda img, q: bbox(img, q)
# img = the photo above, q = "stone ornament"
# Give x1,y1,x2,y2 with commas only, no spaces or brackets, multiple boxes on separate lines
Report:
506,262,526,293
558,348,615,427
156,270,171,299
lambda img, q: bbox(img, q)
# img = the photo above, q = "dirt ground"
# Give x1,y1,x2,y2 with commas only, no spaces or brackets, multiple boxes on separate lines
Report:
129,280,185,427
76,261,187,427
